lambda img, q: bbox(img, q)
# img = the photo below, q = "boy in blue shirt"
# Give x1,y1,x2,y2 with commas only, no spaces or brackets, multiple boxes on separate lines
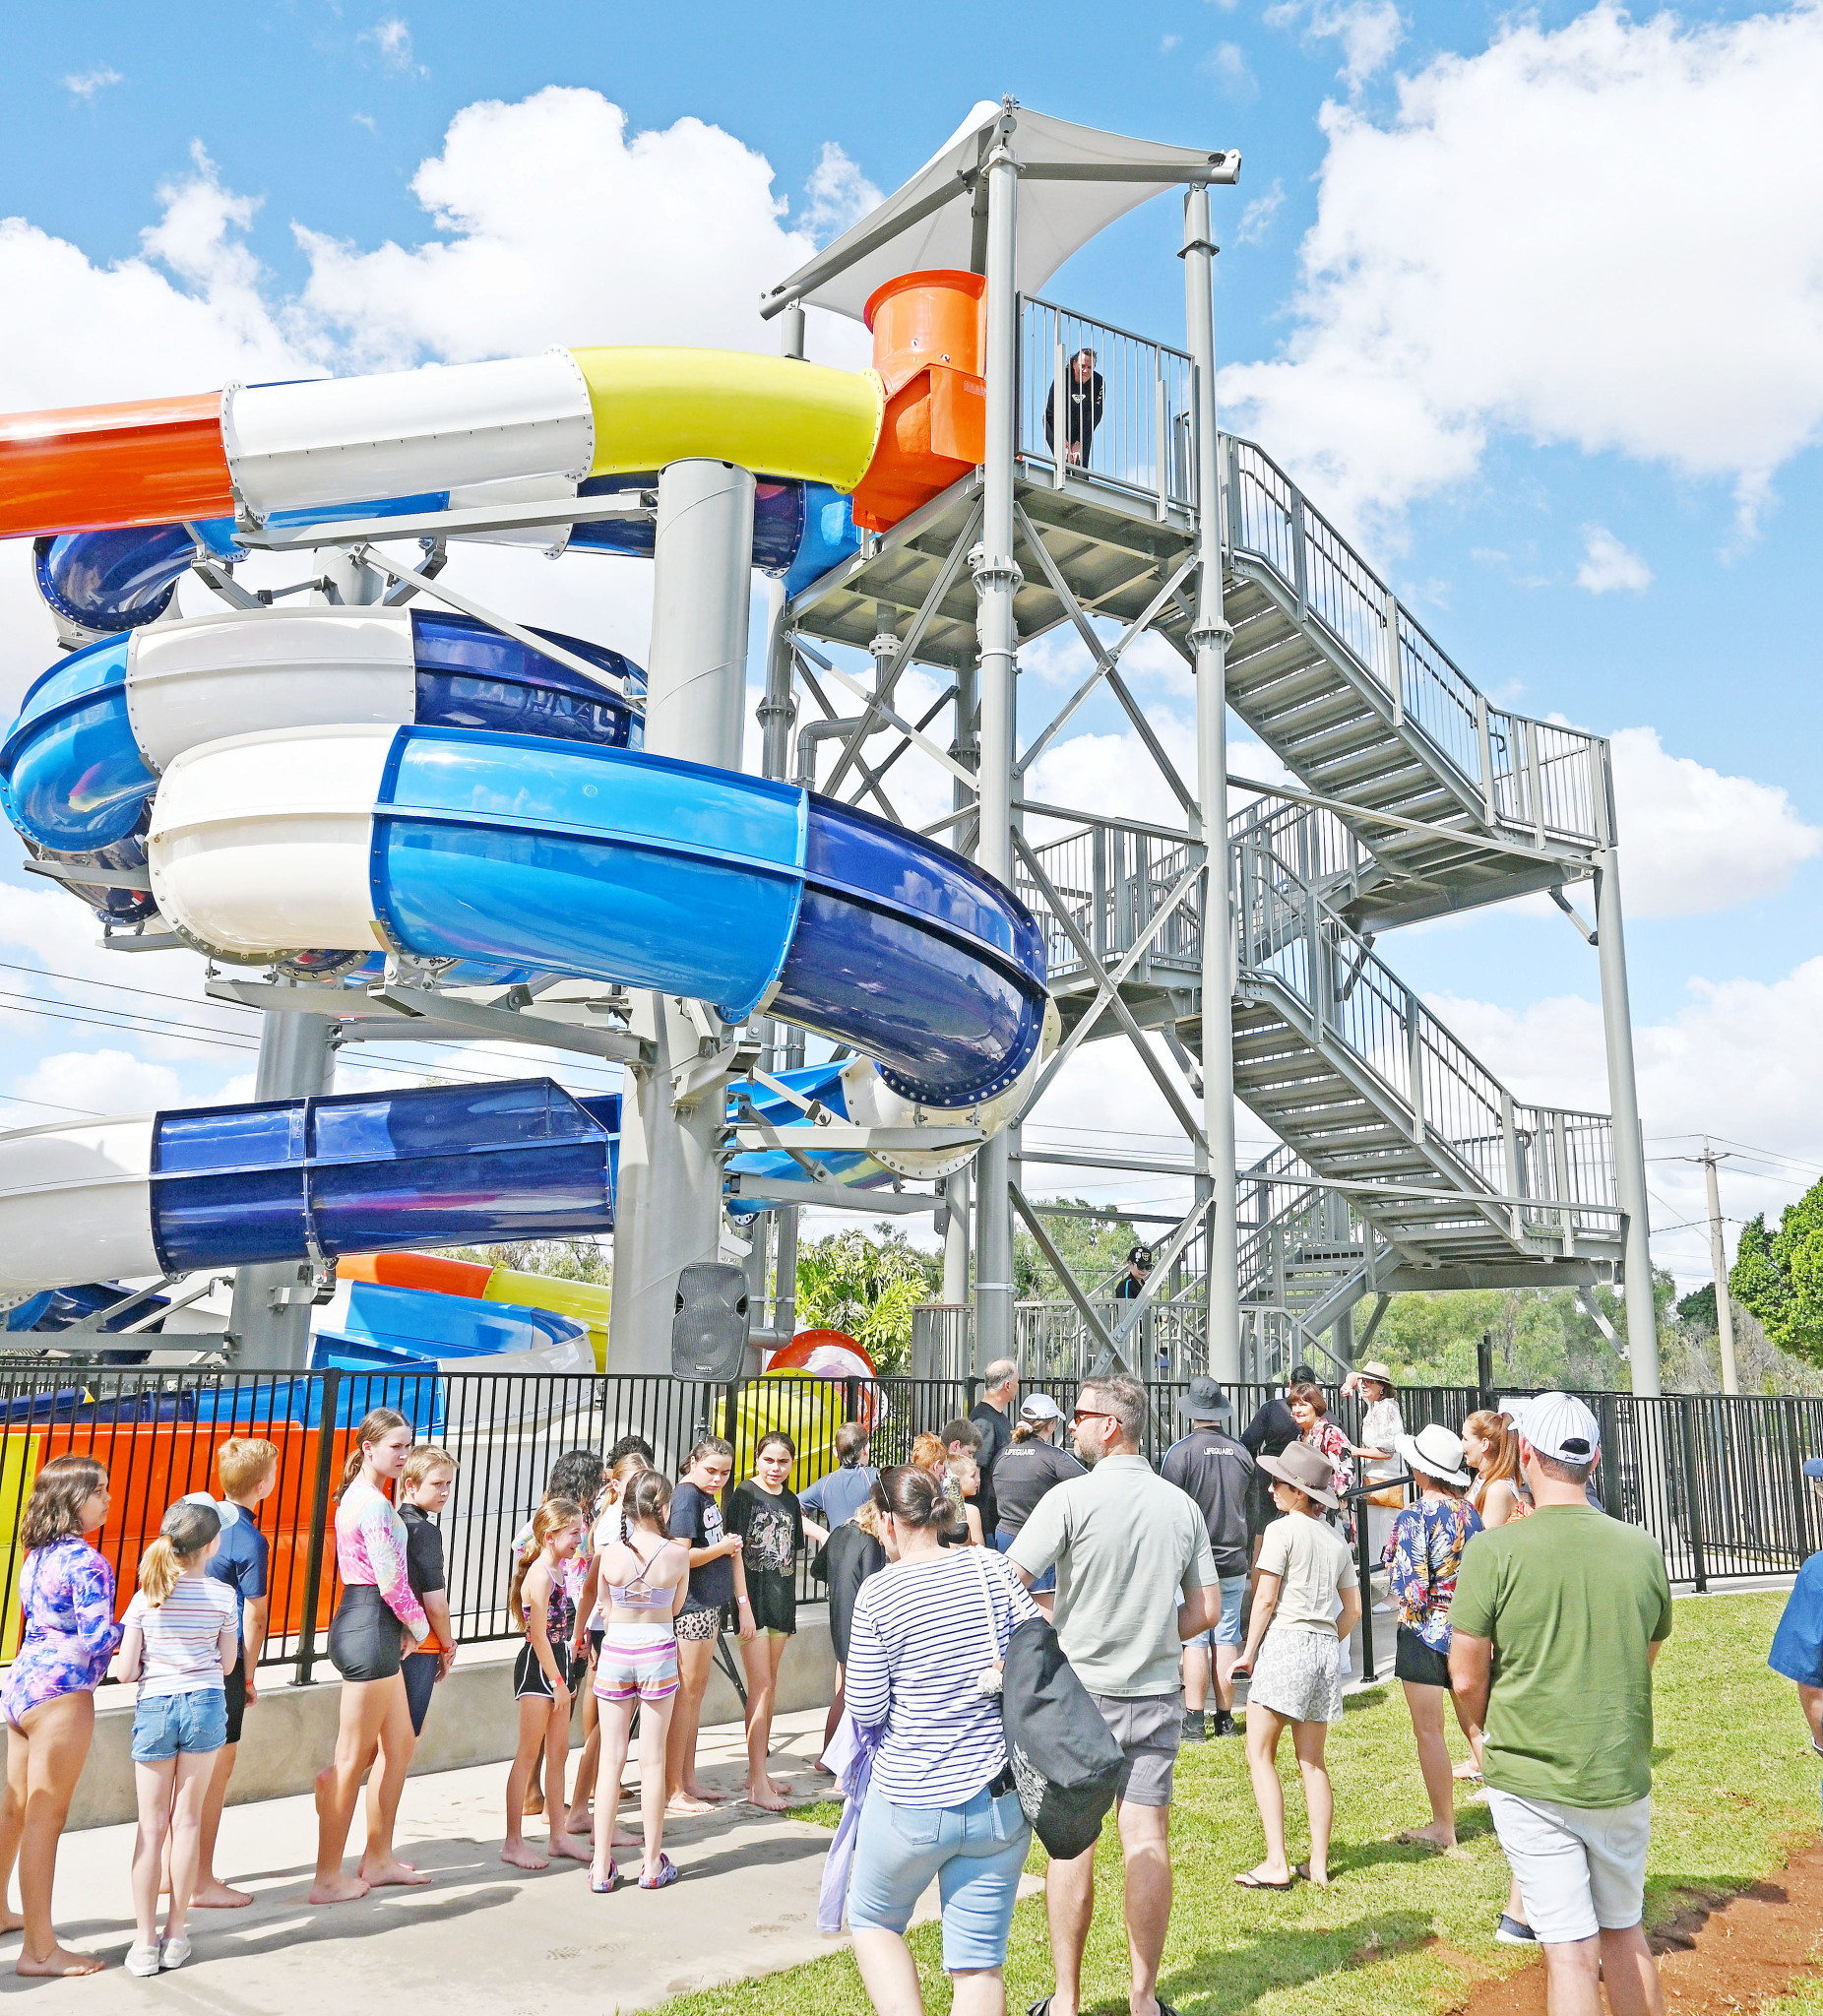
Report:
1769,1457,1823,1816
193,1438,278,1908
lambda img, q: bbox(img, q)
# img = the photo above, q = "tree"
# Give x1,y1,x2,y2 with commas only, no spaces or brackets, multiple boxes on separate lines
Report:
438,1238,611,1285
1730,1185,1823,1366
1013,1203,1145,1299
793,1226,942,1374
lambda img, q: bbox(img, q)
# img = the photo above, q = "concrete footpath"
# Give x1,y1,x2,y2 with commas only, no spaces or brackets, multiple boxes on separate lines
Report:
8,1707,869,2012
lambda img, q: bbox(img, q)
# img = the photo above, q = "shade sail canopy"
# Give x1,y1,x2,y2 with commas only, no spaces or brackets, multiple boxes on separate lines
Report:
764,99,1238,324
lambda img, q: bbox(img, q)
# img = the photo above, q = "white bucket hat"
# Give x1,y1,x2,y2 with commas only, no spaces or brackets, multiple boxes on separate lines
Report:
1396,1422,1473,1488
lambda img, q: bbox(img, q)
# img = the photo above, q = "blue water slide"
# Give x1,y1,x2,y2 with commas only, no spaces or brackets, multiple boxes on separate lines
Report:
147,1077,615,1273
321,1280,591,1364
362,725,1047,1108
32,480,860,633
0,609,644,936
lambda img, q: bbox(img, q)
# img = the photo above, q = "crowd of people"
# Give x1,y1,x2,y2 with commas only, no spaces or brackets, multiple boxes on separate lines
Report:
0,1357,1789,2016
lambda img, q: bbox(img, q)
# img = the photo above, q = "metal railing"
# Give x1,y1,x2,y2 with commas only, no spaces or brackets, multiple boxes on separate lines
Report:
0,1365,1809,1680
1018,297,1196,515
1223,436,1610,850
1015,812,1203,988
1234,832,1620,1247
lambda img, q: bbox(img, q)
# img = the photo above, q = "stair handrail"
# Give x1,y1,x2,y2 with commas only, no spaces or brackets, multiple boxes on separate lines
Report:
1233,831,1618,1233
1221,433,1611,851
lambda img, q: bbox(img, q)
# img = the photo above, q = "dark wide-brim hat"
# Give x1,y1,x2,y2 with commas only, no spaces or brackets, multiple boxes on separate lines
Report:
1258,1442,1340,1511
1177,1375,1233,1422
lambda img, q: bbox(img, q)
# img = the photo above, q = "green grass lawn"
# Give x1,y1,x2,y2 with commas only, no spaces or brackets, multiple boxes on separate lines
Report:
658,1590,1820,2016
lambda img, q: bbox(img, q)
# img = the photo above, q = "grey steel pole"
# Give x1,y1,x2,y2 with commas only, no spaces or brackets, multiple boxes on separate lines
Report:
1594,846,1662,1396
227,1003,335,1369
606,458,756,1374
1702,1141,1740,1395
1183,184,1242,1384
970,136,1021,1376
943,1165,972,1305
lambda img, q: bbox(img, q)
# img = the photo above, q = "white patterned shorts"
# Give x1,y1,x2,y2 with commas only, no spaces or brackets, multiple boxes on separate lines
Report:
1248,1625,1344,1724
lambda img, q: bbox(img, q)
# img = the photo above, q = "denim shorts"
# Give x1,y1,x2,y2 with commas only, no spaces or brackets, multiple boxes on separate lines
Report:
1189,1574,1248,1651
995,1531,1054,1595
848,1781,1031,1970
131,1686,227,1762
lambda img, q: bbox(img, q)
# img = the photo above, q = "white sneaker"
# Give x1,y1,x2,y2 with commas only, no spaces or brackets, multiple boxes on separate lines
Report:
125,1943,161,1978
160,1936,193,1971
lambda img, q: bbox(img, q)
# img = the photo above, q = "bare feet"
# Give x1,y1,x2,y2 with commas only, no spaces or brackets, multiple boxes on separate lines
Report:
666,1792,714,1816
357,1856,430,1888
0,1910,22,1937
611,1824,642,1849
1295,1861,1332,1887
1397,1824,1459,1852
191,1880,255,1909
500,1843,549,1871
743,1786,787,1812
521,1789,545,1817
550,1832,593,1863
308,1871,371,1904
767,1775,791,1796
16,1944,104,1977
682,1781,726,1804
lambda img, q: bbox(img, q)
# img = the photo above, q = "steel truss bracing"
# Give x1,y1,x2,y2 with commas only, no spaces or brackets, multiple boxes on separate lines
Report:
780,241,1662,1391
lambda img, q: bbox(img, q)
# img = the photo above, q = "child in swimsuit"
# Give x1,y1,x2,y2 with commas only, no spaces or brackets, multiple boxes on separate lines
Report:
590,1470,690,1893
502,1499,589,1872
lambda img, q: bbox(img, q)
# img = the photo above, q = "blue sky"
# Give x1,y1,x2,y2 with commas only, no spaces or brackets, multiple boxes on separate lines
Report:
3,0,1821,1286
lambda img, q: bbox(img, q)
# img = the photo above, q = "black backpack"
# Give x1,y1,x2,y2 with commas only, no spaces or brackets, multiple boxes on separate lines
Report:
999,1615,1125,1860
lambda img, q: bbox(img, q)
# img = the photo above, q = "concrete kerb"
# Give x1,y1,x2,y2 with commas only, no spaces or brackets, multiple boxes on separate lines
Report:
69,1607,837,1833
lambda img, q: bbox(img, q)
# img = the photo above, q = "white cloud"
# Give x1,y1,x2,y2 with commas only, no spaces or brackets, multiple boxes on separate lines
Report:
1236,177,1286,246
63,67,122,100
1576,525,1651,595
1429,958,1823,1285
1607,726,1820,917
1162,34,1182,54
294,88,868,369
800,143,880,244
15,1049,180,1120
1219,4,1823,545
1270,0,1405,88
359,17,422,74
1203,43,1258,97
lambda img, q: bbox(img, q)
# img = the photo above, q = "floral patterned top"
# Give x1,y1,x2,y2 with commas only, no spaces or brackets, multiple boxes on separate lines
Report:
1,1538,122,1727
1302,1419,1356,1540
1383,1494,1483,1653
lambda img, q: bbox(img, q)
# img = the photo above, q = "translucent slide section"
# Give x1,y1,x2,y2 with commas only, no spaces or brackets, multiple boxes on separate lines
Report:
0,1079,617,1299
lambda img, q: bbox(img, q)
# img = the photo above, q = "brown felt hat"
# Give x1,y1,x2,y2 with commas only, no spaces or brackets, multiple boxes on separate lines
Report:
1257,1441,1340,1511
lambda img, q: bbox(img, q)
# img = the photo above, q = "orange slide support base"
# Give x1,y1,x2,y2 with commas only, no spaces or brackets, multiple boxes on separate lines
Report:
849,272,988,535
0,390,233,540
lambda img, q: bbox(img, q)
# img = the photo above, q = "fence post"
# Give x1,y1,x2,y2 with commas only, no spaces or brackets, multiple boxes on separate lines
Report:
966,1375,980,1415
721,1379,740,1452
1598,1394,1623,1519
1353,1466,1377,1683
1785,1400,1813,1561
1477,1330,1494,1411
294,1368,343,1685
1677,1399,1709,1594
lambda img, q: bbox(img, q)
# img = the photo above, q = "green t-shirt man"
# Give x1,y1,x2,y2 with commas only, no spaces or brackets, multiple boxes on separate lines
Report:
1450,1503,1673,1808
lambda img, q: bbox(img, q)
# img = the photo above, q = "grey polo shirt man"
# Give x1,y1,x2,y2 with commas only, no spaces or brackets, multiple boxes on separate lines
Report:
1009,1453,1218,1805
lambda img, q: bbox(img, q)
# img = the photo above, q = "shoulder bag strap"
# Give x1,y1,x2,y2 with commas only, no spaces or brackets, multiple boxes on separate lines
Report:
971,1546,1005,1697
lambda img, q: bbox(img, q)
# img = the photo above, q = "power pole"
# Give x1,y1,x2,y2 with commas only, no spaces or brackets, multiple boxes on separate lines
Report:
1700,1139,1740,1396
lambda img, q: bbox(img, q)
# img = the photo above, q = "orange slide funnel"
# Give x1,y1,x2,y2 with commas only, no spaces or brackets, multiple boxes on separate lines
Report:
849,272,987,534
0,390,234,538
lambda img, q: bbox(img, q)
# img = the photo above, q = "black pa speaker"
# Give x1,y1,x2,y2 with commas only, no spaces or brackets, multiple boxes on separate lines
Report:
670,1263,751,1380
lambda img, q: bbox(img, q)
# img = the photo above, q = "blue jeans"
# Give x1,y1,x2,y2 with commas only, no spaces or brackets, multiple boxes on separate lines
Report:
848,1781,1030,1970
996,1529,1054,1594
131,1686,227,1762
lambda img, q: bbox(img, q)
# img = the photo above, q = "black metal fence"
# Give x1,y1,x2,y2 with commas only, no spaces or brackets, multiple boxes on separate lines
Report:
0,1364,1814,1687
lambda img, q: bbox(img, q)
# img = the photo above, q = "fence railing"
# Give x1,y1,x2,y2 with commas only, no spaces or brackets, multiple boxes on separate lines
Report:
1222,436,1611,850
0,1367,1810,1684
1018,297,1196,516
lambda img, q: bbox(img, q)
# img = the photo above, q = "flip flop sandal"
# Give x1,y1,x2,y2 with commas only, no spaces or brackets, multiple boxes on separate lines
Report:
590,1861,618,1893
638,1853,678,1891
1234,1869,1297,1891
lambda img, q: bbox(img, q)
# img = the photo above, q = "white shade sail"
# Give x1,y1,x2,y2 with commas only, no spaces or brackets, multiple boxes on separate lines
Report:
765,99,1239,325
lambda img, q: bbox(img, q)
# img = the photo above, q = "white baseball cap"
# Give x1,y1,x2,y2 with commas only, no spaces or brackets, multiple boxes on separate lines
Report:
1517,1391,1601,1465
1019,1393,1066,1422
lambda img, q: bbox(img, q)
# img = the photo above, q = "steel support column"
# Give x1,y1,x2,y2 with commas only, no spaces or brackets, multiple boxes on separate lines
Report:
227,1003,335,1370
1594,846,1662,1396
970,138,1022,1375
1184,183,1242,1383
606,458,756,1374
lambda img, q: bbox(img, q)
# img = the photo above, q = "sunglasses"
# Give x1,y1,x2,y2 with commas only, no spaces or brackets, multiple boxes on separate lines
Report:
1071,1408,1116,1425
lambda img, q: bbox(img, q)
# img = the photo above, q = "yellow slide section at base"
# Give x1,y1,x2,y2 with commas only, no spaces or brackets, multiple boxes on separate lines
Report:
0,1432,41,1660
482,1269,612,1373
572,348,883,493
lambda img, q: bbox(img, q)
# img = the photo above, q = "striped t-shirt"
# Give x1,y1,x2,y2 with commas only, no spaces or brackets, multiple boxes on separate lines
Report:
124,1577,238,1698
844,1548,1039,1807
